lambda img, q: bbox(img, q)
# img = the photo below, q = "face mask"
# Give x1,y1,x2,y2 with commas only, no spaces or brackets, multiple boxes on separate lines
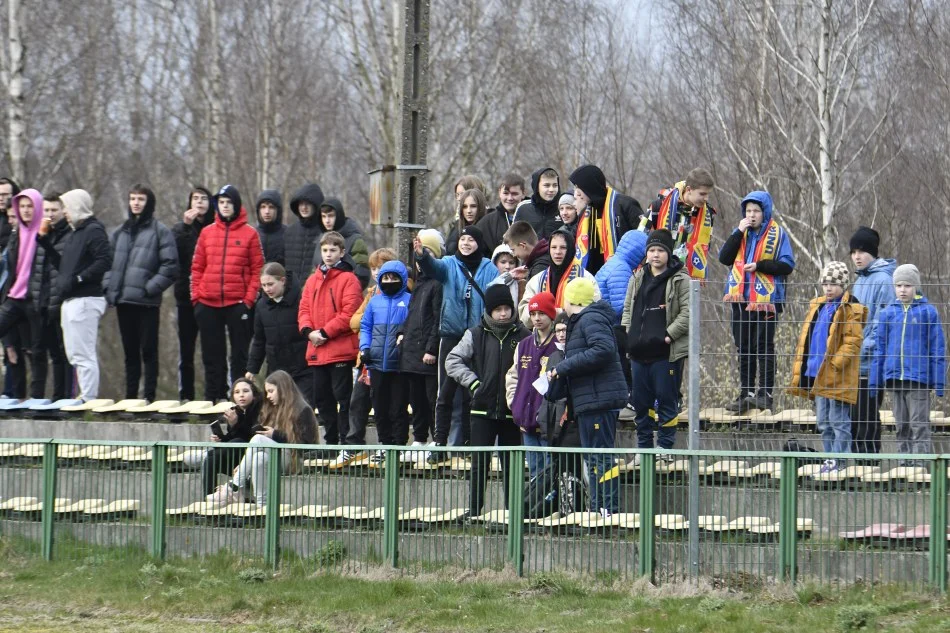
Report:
380,280,402,296
555,341,565,351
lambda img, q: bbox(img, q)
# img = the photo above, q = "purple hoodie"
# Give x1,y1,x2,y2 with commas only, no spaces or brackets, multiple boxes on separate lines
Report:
510,330,558,432
8,188,44,300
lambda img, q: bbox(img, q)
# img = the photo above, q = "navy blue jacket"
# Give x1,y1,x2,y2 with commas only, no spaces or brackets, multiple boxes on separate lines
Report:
554,300,628,414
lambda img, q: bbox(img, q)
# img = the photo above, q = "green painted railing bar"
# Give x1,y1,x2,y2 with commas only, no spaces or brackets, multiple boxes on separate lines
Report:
638,454,656,581
778,455,798,583
507,449,525,575
149,444,168,560
264,447,282,570
929,458,947,591
40,442,57,561
383,448,400,568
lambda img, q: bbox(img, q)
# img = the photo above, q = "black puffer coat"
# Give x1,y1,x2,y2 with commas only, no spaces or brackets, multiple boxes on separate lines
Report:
284,183,325,285
246,280,309,377
30,218,71,309
398,271,442,375
39,216,112,301
105,190,179,306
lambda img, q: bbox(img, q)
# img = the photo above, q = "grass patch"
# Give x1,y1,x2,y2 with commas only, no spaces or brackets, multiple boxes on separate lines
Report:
0,536,947,632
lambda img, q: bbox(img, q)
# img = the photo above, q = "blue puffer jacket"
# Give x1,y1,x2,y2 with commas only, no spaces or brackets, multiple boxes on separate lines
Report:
870,296,946,396
595,230,647,324
554,300,628,414
417,248,498,338
360,260,411,373
852,257,896,376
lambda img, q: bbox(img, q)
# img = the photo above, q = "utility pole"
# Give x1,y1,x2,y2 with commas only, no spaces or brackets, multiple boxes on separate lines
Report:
369,0,430,262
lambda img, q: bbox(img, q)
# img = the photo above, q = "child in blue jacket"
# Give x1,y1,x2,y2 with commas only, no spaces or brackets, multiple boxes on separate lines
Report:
871,264,946,462
360,260,411,463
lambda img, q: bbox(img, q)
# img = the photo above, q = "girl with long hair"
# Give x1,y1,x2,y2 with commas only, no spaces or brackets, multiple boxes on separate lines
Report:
196,378,262,495
446,189,488,257
207,370,317,506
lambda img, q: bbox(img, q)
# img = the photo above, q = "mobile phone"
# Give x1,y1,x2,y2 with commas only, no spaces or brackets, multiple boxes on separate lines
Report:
251,424,265,433
209,420,227,439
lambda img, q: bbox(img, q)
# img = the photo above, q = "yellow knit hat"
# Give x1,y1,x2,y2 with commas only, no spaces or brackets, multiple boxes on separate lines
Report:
417,229,444,258
564,277,596,307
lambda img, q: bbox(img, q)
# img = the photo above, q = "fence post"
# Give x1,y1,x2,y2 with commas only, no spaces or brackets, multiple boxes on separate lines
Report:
778,455,798,583
149,444,168,561
929,457,947,592
383,448,400,568
264,446,282,570
687,279,702,580
638,453,656,581
40,442,57,561
507,448,525,575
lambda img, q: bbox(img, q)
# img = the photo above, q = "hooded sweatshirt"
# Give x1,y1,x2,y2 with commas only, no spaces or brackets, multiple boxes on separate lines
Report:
717,190,796,306
359,260,411,373
255,189,285,265
285,183,325,284
41,189,112,301
6,188,44,300
311,197,370,288
852,256,896,376
172,187,215,304
514,167,562,240
105,187,179,306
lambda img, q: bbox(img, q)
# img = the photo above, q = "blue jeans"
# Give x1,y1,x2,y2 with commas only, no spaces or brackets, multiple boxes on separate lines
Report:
576,410,618,513
816,396,851,454
522,430,549,478
631,359,681,449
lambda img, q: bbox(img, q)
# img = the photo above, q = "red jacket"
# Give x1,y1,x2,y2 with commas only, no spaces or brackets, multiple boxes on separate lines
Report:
298,264,362,365
191,207,264,308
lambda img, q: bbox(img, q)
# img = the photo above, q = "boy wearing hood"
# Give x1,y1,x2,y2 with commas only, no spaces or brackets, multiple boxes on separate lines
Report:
312,198,371,289
38,189,113,401
446,284,530,516
719,191,795,413
0,188,47,398
192,185,265,401
546,277,628,516
105,185,179,401
285,183,325,285
568,164,644,275
848,226,896,455
475,172,525,250
621,230,690,452
514,168,562,240
414,225,498,454
360,260,412,462
518,227,600,327
172,186,214,401
255,189,285,265
645,169,716,280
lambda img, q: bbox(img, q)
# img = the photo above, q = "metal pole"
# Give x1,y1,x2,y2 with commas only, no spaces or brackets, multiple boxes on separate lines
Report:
264,447,282,570
383,448,400,568
507,448,525,575
392,0,431,262
687,280,701,580
40,442,57,561
929,457,947,592
149,444,168,561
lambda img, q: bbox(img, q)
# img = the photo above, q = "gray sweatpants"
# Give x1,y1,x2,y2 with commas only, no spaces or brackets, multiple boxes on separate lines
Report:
890,386,932,458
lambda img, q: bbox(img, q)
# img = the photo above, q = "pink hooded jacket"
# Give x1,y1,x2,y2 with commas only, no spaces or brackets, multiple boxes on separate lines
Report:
8,188,45,300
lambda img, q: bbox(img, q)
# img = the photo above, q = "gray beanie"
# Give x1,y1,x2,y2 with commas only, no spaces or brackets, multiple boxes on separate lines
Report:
892,264,920,288
819,261,850,287
558,193,575,208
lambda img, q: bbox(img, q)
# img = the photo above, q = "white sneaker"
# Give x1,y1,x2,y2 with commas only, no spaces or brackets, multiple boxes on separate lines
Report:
329,449,358,467
370,450,385,465
402,441,425,462
206,484,241,507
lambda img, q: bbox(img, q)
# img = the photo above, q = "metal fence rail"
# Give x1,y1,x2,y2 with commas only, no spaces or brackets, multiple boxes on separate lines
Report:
0,438,946,590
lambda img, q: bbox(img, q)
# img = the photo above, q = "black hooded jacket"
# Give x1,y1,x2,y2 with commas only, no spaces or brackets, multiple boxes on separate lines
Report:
310,197,371,289
30,218,71,309
247,279,309,377
284,183,325,285
255,189,285,266
475,202,516,251
105,188,179,307
39,215,112,301
398,268,443,375
172,188,215,304
514,167,562,240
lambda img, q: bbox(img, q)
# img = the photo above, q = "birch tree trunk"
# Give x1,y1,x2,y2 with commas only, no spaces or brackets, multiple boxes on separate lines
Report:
205,0,222,187
816,0,837,263
6,0,26,183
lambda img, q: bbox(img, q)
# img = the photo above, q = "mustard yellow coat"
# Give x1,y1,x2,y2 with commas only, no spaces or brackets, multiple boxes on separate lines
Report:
787,292,867,405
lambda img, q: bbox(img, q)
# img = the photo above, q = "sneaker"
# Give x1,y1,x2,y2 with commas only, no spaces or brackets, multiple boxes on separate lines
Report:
818,459,838,474
426,444,447,465
401,441,426,463
747,392,773,411
725,394,753,413
599,508,612,521
329,449,359,467
206,484,240,506
370,450,385,465
633,453,642,467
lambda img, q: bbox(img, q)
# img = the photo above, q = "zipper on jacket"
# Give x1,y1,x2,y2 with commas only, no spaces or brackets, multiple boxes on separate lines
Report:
900,302,910,381
220,223,231,305
382,294,395,369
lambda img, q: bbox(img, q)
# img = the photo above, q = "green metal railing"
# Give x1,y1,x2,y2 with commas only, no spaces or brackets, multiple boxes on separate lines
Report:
0,437,947,590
